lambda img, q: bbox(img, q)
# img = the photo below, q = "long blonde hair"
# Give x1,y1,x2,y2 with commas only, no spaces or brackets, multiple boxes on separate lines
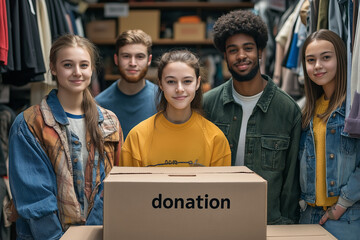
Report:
301,29,347,129
50,34,104,158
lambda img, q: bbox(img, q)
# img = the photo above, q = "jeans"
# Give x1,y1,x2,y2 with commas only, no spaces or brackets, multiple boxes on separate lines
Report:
299,204,360,240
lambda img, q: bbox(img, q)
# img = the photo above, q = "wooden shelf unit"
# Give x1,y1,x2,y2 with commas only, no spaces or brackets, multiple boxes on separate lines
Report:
86,1,254,82
88,2,254,10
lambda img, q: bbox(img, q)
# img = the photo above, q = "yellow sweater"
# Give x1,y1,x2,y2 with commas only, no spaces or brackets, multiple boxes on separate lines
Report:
120,111,231,167
313,95,338,207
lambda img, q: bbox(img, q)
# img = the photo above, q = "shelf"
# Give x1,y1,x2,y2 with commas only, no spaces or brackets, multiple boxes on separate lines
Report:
155,39,214,45
88,1,254,82
88,2,254,10
86,1,254,46
91,38,214,45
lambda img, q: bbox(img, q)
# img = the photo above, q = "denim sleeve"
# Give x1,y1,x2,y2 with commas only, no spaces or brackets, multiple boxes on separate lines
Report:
9,113,63,238
280,114,301,224
339,142,360,207
27,212,63,239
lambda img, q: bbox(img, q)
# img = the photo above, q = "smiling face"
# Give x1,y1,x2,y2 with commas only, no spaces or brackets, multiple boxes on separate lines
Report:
51,46,92,95
305,39,337,98
224,33,262,82
159,61,200,120
114,43,152,83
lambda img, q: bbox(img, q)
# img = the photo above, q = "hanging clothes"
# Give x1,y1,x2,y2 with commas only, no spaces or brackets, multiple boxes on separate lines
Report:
36,0,53,85
2,0,46,86
272,1,298,85
344,92,360,137
0,0,12,74
0,0,8,66
328,0,348,43
317,0,330,29
346,0,354,117
285,16,306,70
255,1,284,77
46,0,70,40
353,0,359,50
64,1,78,35
344,0,360,136
274,0,305,99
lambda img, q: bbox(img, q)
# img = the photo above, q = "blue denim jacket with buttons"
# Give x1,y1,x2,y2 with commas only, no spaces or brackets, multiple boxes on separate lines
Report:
9,89,122,239
298,102,360,208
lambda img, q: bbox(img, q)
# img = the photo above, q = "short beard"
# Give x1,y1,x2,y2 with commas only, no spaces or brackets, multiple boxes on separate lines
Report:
228,60,260,82
118,65,148,83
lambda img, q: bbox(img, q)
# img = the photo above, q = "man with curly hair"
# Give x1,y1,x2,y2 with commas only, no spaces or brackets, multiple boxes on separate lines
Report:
203,10,301,225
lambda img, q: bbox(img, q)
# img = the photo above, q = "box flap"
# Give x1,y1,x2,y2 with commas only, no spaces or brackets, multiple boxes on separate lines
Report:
267,225,337,239
60,226,102,240
109,166,253,175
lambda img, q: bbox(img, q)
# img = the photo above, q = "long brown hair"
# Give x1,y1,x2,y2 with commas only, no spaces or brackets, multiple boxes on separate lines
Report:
50,34,104,158
301,29,347,129
156,50,203,113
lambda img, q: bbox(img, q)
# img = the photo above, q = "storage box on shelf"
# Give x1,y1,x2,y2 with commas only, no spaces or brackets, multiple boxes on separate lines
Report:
174,22,206,41
119,10,161,41
86,20,116,42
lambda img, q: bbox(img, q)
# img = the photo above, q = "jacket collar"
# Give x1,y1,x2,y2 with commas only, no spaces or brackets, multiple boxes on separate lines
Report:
335,101,346,117
306,101,347,132
44,89,104,126
222,74,276,113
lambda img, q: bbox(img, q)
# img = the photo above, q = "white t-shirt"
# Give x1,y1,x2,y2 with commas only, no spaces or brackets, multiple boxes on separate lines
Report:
232,85,262,166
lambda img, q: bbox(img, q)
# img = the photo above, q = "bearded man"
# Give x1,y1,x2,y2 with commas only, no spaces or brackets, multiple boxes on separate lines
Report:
96,29,158,139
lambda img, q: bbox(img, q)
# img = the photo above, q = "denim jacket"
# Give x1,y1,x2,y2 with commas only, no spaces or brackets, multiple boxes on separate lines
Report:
203,75,302,224
9,90,122,239
299,102,360,208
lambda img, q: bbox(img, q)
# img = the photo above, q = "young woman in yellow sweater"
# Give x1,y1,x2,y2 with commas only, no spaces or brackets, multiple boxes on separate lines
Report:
298,29,360,239
120,50,231,167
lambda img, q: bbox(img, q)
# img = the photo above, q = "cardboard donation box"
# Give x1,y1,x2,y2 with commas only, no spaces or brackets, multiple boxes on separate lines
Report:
267,224,337,239
86,20,116,42
119,10,160,41
103,166,267,240
174,22,206,41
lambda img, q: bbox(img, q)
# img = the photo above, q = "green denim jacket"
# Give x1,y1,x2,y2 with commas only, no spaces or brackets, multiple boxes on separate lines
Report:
203,75,301,224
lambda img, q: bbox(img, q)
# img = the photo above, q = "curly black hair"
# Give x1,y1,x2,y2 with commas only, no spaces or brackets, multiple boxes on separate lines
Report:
213,10,268,53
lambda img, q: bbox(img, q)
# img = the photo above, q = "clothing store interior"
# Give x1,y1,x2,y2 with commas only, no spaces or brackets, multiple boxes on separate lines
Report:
1,0,360,239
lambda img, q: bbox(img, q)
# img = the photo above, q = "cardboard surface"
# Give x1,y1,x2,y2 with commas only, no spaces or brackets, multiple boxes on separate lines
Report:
86,20,116,41
174,22,205,41
119,10,160,41
103,166,267,240
267,224,337,239
60,226,102,240
61,224,337,240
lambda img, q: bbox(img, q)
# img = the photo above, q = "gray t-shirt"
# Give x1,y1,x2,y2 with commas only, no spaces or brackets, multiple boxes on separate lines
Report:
67,112,89,218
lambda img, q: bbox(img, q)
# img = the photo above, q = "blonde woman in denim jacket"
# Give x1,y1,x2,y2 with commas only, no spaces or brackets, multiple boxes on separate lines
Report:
298,29,360,240
8,34,123,239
